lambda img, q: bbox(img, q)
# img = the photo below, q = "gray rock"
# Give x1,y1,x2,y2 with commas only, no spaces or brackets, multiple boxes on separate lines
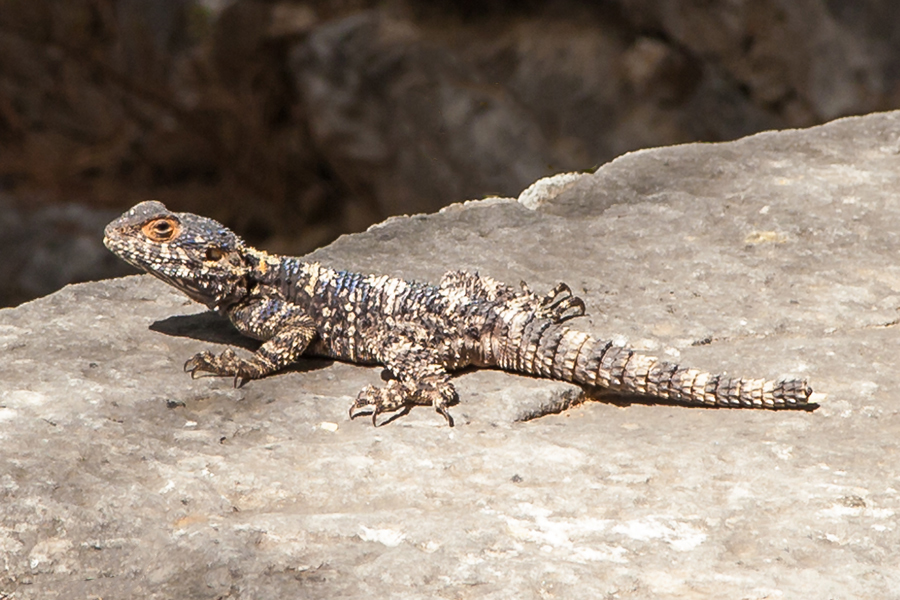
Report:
3,112,900,597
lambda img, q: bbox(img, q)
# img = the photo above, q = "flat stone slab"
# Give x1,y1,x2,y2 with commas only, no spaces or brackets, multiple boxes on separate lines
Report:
3,111,900,598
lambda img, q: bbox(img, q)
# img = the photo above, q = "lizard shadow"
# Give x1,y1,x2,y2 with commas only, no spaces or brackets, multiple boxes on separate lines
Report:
585,389,820,412
151,311,255,348
149,311,334,375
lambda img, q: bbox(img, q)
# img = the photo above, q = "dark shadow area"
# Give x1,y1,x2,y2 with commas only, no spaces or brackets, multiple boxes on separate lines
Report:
151,311,256,349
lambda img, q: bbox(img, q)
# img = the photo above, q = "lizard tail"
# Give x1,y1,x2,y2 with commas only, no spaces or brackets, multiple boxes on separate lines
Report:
503,320,820,408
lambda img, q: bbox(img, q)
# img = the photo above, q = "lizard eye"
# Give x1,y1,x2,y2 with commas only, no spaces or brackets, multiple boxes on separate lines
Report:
142,217,179,242
205,247,225,261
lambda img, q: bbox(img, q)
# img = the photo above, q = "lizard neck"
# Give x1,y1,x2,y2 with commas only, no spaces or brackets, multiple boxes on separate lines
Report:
240,247,329,307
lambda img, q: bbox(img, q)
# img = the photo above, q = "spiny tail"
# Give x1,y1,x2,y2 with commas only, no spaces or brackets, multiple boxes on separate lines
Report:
499,319,819,408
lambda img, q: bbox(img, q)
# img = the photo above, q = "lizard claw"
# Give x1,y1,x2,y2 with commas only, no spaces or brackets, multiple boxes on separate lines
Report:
435,405,455,427
349,385,378,421
541,282,573,306
184,351,215,378
557,296,586,321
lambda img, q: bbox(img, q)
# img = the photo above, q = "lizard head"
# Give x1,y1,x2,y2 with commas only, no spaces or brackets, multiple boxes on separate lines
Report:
104,201,251,312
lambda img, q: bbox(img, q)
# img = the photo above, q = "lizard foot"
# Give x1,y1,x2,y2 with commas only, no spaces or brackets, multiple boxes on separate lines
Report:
349,384,411,427
184,348,274,387
349,380,458,427
539,282,586,322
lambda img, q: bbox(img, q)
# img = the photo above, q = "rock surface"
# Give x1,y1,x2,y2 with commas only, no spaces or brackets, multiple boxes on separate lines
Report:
3,112,900,597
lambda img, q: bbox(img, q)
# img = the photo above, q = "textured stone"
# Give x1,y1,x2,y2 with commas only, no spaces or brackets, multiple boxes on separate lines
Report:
3,112,900,597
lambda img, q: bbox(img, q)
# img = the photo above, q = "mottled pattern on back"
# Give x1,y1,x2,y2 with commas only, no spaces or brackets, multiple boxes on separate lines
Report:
104,201,820,426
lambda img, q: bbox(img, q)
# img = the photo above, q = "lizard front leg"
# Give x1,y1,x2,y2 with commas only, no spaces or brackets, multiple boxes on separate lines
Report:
184,298,317,386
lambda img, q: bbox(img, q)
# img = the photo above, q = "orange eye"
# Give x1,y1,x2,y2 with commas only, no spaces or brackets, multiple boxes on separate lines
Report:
205,247,224,261
142,217,179,242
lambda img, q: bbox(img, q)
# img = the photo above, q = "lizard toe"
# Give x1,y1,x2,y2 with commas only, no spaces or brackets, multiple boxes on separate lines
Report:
349,385,378,420
184,351,216,377
539,282,587,322
419,384,459,427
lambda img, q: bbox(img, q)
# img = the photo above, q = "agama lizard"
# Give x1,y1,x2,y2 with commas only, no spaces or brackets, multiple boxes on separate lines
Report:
104,201,822,426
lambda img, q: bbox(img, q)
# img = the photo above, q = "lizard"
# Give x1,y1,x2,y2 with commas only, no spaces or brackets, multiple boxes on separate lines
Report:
104,201,823,426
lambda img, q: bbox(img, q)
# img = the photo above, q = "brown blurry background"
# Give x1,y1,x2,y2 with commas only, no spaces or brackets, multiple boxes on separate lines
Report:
1,0,899,306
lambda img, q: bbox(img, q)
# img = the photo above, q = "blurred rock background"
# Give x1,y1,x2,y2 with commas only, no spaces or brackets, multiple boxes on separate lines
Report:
1,0,899,306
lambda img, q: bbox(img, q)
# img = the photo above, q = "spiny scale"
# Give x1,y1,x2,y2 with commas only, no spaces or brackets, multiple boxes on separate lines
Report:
104,201,824,426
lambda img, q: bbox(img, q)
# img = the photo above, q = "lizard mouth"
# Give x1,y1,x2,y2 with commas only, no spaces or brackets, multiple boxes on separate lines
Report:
103,235,150,272
103,234,216,307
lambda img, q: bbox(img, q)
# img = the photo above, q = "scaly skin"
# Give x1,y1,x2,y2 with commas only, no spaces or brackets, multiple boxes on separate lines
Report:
104,201,822,426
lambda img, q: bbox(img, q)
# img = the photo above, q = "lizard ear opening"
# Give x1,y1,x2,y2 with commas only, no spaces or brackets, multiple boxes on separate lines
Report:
205,247,225,262
142,217,180,242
